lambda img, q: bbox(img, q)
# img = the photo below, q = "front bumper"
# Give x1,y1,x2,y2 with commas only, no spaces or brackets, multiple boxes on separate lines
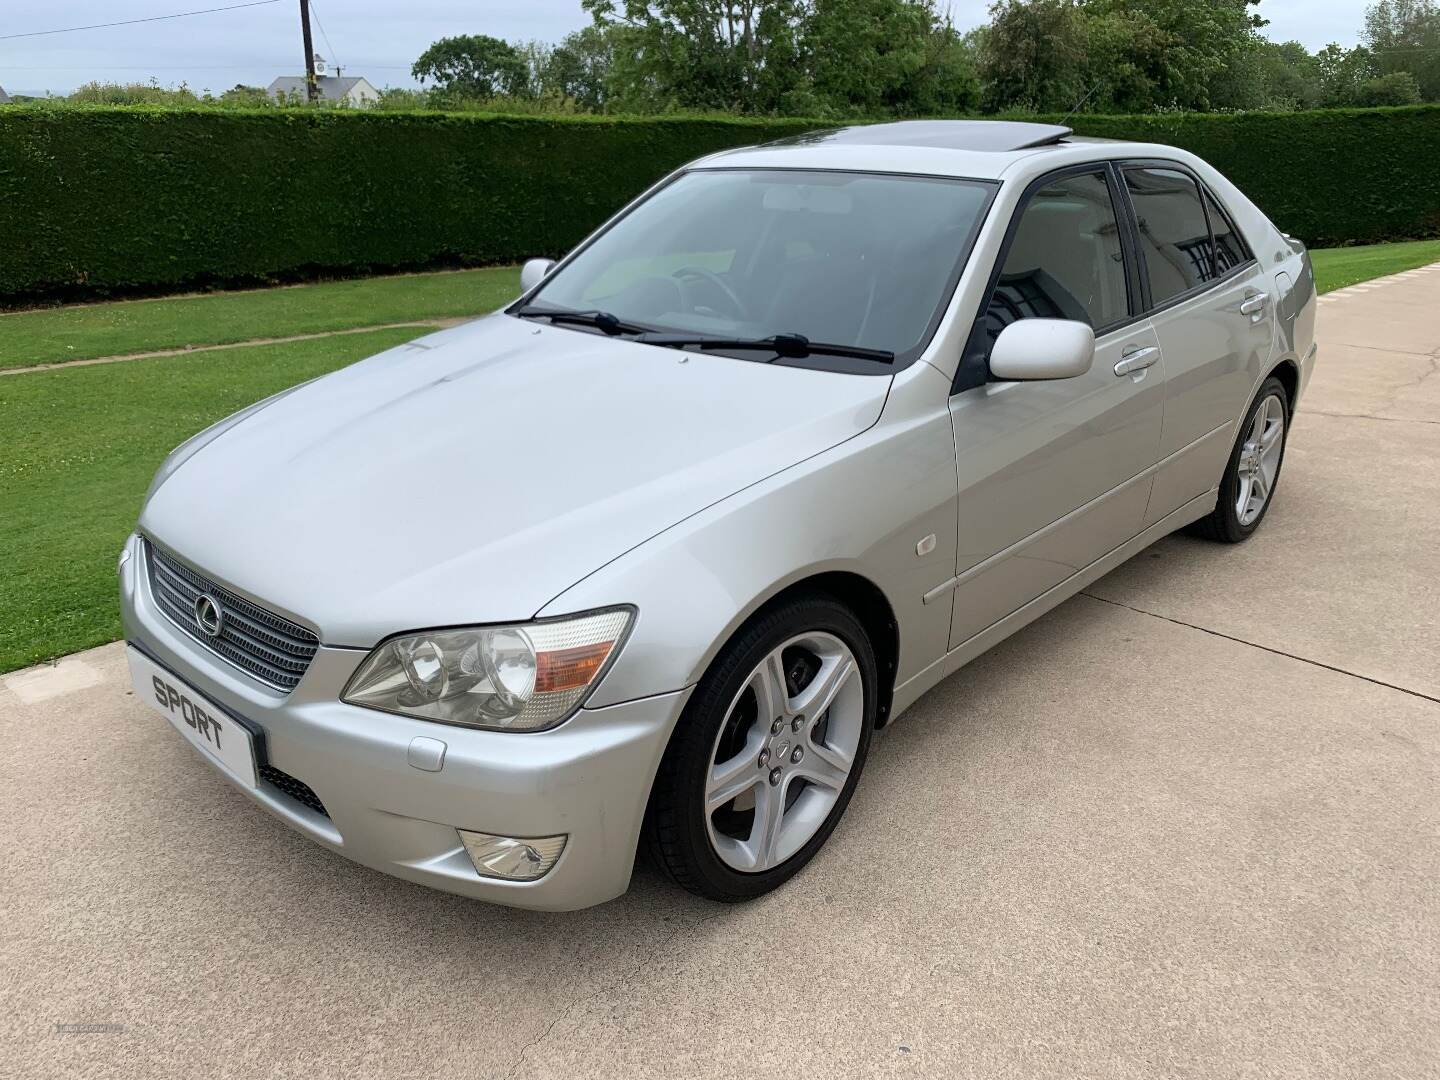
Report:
119,535,689,911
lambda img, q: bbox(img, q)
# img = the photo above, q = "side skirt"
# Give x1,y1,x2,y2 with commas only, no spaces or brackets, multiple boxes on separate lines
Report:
888,487,1217,722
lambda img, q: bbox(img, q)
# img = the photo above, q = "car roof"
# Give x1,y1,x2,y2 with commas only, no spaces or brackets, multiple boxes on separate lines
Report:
692,120,1177,182
764,120,1075,152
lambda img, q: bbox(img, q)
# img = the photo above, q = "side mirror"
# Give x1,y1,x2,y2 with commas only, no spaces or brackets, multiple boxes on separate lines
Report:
519,258,556,292
989,319,1095,381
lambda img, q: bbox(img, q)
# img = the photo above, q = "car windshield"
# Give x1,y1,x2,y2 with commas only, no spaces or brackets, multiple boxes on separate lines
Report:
516,168,995,369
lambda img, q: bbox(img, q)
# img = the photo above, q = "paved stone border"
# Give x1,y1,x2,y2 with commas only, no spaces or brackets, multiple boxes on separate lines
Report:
1317,261,1440,304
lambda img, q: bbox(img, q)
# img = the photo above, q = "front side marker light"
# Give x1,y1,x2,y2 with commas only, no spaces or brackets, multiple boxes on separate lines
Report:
459,830,566,882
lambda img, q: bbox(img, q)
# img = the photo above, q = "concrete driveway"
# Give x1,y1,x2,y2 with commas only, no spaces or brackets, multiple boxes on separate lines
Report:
5,267,1438,1079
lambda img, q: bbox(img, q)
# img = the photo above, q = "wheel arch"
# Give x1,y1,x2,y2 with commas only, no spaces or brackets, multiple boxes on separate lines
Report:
1268,356,1300,413
731,570,901,728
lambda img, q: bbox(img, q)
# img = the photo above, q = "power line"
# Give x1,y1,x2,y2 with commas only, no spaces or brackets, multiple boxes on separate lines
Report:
0,61,417,71
0,64,285,70
0,0,283,42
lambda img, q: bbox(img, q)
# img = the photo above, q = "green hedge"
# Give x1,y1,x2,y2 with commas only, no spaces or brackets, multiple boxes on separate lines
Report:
1,105,1437,302
0,110,817,303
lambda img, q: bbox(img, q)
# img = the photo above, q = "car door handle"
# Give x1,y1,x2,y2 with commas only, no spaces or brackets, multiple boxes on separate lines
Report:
1240,292,1269,316
1114,346,1160,377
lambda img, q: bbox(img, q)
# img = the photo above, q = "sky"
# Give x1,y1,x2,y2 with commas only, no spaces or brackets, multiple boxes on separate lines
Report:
1,1,1372,97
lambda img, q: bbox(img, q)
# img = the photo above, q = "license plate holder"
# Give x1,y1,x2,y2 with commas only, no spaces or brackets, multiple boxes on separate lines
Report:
127,645,260,788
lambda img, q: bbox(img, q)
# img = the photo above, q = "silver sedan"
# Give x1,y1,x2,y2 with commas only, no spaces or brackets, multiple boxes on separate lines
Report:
121,120,1317,909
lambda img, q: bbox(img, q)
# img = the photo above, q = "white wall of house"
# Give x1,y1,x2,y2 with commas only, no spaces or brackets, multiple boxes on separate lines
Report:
341,78,380,106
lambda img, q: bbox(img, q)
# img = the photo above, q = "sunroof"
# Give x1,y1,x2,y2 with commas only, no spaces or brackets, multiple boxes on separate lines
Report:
765,121,1074,153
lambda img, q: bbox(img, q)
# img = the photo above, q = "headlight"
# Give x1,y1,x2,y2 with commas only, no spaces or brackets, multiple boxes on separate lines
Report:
341,608,634,732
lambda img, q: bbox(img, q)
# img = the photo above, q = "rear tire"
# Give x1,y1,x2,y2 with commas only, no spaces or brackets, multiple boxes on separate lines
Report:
643,595,877,902
1192,376,1290,543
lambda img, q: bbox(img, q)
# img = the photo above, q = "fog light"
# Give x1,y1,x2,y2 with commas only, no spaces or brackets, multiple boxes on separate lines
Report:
458,829,566,882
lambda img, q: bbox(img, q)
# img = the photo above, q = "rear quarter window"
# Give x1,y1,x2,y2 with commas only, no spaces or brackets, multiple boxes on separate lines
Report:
1203,188,1249,275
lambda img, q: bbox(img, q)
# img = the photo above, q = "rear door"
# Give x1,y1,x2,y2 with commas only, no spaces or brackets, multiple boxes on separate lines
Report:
1118,164,1276,526
945,164,1165,648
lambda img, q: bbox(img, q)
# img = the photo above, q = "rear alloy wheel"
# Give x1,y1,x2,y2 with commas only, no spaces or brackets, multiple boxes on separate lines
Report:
1193,376,1290,543
644,597,877,901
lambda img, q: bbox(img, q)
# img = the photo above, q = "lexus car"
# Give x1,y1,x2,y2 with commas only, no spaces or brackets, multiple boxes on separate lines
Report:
121,120,1317,909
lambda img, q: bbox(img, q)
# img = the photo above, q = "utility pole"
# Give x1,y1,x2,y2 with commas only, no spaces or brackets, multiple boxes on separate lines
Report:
298,0,317,102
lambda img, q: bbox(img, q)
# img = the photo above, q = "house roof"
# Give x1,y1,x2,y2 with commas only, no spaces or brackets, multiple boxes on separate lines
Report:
267,75,372,102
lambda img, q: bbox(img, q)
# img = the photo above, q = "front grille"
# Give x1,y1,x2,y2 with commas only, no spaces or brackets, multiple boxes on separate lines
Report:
145,541,319,692
259,763,330,818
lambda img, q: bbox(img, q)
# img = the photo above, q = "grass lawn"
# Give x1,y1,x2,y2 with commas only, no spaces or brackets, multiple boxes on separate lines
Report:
0,266,519,370
0,326,425,672
1311,239,1440,295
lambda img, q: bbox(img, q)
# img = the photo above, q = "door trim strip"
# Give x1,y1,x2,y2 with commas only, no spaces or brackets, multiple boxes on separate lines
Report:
895,486,1219,720
921,420,1230,604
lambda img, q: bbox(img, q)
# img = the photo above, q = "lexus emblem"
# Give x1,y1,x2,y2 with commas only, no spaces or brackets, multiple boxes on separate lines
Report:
194,594,225,638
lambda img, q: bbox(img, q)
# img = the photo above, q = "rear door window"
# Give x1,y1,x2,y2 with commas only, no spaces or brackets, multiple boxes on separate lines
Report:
1123,166,1217,306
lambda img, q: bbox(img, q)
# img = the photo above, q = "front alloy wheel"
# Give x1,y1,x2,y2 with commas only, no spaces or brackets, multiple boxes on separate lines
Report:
704,632,865,873
644,596,877,901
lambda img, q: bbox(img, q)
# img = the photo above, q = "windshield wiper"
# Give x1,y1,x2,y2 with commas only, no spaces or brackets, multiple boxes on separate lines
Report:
635,331,895,364
514,311,896,364
513,305,649,337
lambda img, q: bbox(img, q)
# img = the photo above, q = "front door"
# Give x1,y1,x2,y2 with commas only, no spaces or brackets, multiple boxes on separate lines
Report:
946,166,1165,648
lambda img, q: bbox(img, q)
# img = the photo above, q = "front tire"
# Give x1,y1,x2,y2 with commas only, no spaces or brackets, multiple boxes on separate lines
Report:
1192,376,1290,543
643,595,878,902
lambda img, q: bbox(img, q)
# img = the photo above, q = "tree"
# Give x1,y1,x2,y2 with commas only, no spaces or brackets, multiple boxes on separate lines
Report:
582,0,806,112
1363,0,1440,100
802,0,978,116
1201,37,1322,112
976,0,1269,114
539,26,619,111
220,84,271,107
1090,0,1267,111
1356,69,1423,104
580,0,972,115
514,40,552,100
910,20,982,115
1253,41,1322,110
978,0,1090,112
1314,43,1376,105
400,0,1438,116
1078,4,1169,113
412,35,531,99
